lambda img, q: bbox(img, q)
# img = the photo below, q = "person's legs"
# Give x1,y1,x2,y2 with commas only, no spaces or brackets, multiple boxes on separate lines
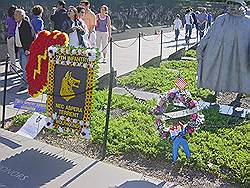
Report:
175,29,180,41
89,31,97,49
96,31,102,51
180,137,191,159
7,37,16,66
188,25,192,40
102,32,109,61
172,137,181,162
19,48,28,86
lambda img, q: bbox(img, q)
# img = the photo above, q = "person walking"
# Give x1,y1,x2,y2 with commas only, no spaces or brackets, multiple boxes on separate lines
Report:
79,0,96,48
50,0,68,31
31,5,44,36
76,6,90,47
61,6,86,47
14,9,34,91
197,8,208,40
96,5,111,63
5,5,17,71
184,9,193,44
173,14,182,41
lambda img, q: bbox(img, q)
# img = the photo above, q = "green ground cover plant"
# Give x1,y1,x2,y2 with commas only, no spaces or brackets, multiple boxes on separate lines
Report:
11,91,249,185
119,60,212,100
185,49,197,58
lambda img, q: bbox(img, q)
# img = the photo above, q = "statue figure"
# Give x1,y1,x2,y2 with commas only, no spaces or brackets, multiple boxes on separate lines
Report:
197,0,250,102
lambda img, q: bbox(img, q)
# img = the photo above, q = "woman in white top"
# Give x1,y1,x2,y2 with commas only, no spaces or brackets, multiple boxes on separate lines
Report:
96,5,111,63
76,6,90,48
173,14,182,41
61,6,86,47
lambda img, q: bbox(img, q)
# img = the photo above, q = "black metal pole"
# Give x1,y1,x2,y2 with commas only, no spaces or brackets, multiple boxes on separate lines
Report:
138,32,141,67
102,38,114,160
176,40,178,52
1,55,9,128
160,30,163,61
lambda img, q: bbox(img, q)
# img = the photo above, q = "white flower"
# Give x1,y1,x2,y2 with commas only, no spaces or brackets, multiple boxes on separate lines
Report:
73,62,76,66
87,49,96,62
66,60,70,65
52,113,57,120
79,120,83,126
73,119,78,124
66,117,71,122
89,63,94,68
78,50,82,56
58,126,64,133
72,49,76,55
82,63,87,68
60,116,65,120
66,49,69,54
60,48,64,53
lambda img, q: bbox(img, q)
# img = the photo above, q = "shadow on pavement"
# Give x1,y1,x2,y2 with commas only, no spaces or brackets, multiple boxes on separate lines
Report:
0,136,22,149
116,180,167,188
0,148,75,188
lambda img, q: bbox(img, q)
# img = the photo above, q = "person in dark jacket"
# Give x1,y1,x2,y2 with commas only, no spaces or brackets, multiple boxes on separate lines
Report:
14,9,34,90
50,0,68,31
61,6,86,47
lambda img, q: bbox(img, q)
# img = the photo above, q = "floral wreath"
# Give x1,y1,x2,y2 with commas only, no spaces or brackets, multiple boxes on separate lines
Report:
153,88,205,139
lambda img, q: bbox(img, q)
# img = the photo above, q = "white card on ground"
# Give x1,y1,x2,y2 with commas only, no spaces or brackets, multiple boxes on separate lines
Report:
16,112,46,139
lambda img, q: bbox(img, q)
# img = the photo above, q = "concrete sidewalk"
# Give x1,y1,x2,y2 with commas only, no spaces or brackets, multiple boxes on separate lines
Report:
0,128,183,188
98,29,197,78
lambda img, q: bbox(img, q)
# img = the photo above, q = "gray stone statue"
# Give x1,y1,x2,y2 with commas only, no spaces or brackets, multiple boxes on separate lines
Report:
197,0,250,99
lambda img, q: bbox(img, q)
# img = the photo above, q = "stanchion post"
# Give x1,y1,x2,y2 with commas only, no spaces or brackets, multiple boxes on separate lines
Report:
138,32,141,67
160,30,163,61
102,38,114,160
176,39,178,52
1,55,9,128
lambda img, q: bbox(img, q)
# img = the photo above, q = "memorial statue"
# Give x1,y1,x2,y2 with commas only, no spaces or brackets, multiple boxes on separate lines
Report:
197,0,250,102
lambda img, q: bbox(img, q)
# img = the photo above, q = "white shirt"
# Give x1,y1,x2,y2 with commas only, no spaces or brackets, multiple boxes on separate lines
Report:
185,13,193,25
69,22,79,47
173,18,182,29
15,21,22,48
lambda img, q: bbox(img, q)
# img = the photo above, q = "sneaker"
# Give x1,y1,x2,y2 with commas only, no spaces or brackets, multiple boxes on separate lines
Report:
102,58,107,64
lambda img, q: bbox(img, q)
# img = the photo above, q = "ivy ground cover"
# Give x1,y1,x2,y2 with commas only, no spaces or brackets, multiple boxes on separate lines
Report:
12,90,250,185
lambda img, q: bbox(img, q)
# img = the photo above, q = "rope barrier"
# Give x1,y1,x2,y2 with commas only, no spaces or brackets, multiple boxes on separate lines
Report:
162,33,176,39
141,33,160,41
113,37,139,48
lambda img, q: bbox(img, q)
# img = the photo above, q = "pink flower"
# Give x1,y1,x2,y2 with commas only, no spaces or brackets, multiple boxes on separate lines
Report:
179,95,186,102
168,92,175,99
162,133,167,139
191,113,198,121
155,118,161,125
189,100,197,108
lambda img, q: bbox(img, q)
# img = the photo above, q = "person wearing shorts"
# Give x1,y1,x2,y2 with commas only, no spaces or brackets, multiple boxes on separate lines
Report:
96,5,111,63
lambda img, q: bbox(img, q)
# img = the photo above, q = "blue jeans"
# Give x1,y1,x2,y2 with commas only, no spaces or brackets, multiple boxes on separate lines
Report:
175,29,180,41
172,137,191,162
185,24,192,42
18,48,28,86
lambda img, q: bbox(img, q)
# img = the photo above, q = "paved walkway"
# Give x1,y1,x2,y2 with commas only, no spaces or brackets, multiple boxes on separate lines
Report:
0,128,183,188
99,29,197,78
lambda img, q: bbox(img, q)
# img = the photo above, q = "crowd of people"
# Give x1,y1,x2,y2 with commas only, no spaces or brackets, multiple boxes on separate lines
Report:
5,0,111,91
110,4,176,30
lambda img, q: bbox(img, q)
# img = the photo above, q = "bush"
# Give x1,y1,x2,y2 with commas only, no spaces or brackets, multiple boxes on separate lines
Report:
185,49,197,58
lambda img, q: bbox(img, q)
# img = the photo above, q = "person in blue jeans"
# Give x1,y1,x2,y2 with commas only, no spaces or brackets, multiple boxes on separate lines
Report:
184,9,193,44
169,122,191,162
